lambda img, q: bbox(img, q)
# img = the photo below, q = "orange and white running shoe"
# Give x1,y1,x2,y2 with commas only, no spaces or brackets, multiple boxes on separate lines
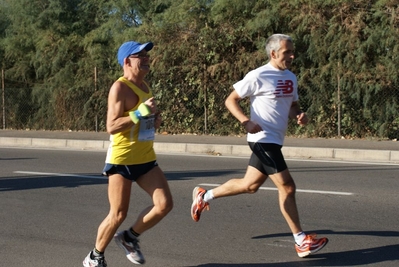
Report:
295,234,328,257
191,186,210,222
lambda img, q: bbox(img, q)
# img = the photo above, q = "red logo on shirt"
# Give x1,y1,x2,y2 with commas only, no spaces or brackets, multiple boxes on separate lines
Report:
275,80,294,97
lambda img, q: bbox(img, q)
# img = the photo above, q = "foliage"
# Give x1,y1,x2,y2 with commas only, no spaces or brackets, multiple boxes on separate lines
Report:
0,0,398,139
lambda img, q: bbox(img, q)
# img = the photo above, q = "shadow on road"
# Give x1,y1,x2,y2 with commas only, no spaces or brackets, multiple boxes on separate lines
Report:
252,229,399,239
0,169,243,191
188,244,399,266
186,230,399,267
0,174,107,191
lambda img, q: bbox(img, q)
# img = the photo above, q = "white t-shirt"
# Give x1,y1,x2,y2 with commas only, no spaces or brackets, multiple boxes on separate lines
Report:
233,63,298,145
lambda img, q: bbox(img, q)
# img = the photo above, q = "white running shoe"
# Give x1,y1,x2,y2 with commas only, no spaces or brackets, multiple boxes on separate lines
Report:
83,252,107,267
114,231,145,264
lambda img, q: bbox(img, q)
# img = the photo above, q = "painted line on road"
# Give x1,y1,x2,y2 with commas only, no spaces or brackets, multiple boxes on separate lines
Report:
159,152,399,166
14,171,106,180
14,171,354,196
199,183,354,196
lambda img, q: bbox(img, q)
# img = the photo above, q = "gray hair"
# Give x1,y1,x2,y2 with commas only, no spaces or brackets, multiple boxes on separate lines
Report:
265,34,293,59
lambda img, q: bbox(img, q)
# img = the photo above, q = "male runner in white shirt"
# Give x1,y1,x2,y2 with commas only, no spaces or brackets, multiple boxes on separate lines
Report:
191,34,328,258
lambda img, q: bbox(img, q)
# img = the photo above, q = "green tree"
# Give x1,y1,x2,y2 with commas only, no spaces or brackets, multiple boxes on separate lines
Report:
2,0,119,130
0,0,398,138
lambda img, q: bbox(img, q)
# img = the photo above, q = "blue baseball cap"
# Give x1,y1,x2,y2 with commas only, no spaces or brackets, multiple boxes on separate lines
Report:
117,41,154,66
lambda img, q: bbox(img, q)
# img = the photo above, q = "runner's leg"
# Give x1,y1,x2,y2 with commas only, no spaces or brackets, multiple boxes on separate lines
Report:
212,166,267,198
268,169,302,234
132,165,173,233
95,174,132,252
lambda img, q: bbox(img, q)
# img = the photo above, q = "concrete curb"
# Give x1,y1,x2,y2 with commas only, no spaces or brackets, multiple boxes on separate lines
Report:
1,137,399,163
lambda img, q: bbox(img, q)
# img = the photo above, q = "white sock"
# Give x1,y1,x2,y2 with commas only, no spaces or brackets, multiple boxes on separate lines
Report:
203,189,214,202
294,232,306,245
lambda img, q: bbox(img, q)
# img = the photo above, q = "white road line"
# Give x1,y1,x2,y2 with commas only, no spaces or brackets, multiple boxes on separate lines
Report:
14,171,354,196
286,158,399,166
199,183,354,196
159,152,399,166
14,171,106,180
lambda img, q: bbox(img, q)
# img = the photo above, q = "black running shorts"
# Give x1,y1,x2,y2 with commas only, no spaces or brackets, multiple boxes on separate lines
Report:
102,161,158,181
248,142,288,175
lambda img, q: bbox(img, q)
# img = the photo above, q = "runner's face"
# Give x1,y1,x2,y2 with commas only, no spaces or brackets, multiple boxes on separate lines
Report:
128,52,151,72
271,40,294,70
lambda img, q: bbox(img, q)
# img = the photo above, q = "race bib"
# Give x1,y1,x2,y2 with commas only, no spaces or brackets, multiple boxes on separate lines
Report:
138,115,155,141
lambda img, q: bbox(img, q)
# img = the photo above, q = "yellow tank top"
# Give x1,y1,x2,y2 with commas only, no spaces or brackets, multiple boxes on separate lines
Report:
105,77,156,165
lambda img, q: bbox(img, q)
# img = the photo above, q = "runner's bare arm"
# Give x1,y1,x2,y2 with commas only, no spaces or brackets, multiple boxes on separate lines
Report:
289,101,308,126
106,82,135,135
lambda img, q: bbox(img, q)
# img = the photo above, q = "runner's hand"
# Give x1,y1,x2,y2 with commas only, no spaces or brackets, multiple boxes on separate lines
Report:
243,120,262,134
296,112,308,126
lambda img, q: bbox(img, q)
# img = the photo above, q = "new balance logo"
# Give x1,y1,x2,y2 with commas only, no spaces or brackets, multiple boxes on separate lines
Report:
275,80,294,97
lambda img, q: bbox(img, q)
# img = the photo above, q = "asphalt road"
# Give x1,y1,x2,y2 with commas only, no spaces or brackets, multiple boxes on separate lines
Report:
1,148,398,267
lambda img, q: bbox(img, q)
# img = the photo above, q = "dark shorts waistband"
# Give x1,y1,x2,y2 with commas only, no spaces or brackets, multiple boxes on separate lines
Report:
102,161,158,181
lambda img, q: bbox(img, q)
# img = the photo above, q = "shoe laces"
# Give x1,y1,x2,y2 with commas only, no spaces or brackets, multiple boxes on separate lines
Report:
125,237,141,252
306,233,317,240
300,233,319,245
197,192,209,211
93,256,107,267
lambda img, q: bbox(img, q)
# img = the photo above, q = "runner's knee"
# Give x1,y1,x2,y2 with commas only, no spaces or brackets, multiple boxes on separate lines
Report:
108,209,128,226
155,196,173,215
280,180,296,196
245,182,262,194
